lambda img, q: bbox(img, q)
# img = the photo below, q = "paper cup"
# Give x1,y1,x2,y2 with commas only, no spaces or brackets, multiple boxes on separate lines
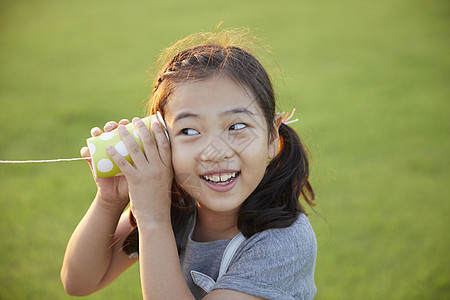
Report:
86,115,168,178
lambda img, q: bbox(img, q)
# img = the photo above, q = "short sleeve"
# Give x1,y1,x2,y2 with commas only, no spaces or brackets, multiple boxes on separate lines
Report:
213,214,317,300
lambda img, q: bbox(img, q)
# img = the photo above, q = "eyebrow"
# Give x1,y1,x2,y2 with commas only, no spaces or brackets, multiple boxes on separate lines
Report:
220,107,255,117
173,106,255,123
173,112,200,123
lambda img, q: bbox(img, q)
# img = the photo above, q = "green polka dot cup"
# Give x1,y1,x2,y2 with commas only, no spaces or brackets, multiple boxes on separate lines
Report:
86,114,168,178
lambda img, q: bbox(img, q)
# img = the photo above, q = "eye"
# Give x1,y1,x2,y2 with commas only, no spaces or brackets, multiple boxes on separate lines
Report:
180,128,199,135
229,123,247,131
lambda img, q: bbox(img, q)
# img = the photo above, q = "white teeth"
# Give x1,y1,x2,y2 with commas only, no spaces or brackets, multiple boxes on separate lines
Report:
203,172,238,183
220,174,232,181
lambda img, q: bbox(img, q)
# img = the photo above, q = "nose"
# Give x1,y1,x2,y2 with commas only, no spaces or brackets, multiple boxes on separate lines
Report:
198,134,234,163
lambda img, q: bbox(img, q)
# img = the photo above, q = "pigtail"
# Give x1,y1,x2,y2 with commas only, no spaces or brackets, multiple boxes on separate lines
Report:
238,123,315,238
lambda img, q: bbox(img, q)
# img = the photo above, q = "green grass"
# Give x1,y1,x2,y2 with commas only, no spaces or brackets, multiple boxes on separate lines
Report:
1,0,449,298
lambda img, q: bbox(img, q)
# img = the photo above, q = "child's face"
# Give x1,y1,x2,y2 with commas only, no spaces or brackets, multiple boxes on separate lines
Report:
164,75,278,216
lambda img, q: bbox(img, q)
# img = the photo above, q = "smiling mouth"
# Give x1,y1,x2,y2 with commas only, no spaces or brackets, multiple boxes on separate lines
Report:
200,171,240,185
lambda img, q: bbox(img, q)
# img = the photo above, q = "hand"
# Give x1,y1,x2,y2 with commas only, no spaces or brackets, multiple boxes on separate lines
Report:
81,119,130,208
106,116,173,223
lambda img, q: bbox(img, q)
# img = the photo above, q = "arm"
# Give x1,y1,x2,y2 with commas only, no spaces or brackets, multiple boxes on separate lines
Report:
137,217,194,299
60,196,137,296
61,119,137,296
107,118,195,299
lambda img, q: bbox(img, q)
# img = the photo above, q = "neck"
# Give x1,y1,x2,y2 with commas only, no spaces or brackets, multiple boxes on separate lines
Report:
193,206,240,242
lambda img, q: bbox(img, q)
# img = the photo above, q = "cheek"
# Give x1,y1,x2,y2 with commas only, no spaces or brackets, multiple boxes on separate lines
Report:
171,147,203,197
241,136,270,160
171,146,188,174
171,142,200,177
240,140,270,175
224,131,256,154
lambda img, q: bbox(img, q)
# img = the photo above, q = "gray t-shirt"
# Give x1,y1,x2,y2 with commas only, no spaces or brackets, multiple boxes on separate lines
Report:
177,213,317,299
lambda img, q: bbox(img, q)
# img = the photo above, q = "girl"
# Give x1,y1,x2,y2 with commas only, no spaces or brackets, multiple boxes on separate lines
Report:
61,29,317,299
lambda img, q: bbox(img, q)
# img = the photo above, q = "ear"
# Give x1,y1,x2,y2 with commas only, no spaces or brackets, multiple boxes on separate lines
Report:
268,113,283,159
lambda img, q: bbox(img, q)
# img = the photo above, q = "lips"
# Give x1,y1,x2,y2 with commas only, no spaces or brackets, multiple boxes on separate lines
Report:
200,170,240,192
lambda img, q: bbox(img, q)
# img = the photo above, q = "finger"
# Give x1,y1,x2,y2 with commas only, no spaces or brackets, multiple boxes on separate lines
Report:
104,121,118,132
106,145,135,175
80,146,93,169
133,117,158,164
91,127,103,137
81,146,90,158
119,119,130,125
151,120,172,168
117,124,149,167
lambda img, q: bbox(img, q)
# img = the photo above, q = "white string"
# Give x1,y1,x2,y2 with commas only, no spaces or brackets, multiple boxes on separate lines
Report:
0,157,91,164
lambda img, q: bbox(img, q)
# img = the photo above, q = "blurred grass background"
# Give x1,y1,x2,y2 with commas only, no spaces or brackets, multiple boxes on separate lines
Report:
0,0,449,299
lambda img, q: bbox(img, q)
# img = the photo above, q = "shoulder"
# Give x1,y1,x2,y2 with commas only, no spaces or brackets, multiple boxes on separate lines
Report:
245,213,317,257
213,213,317,300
